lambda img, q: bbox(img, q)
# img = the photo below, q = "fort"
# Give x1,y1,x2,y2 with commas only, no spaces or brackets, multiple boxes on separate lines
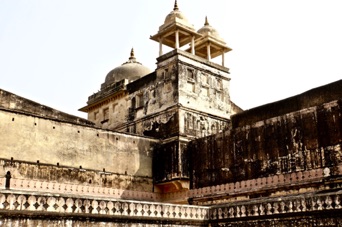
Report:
0,1,341,226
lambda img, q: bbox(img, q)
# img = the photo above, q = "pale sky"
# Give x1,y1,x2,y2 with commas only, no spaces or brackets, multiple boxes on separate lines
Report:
0,0,341,118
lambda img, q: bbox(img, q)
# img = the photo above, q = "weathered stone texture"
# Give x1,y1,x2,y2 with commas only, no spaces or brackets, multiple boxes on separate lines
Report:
0,160,152,191
189,81,342,188
177,54,231,119
122,50,239,138
85,82,129,130
153,141,190,184
0,109,157,191
231,80,342,128
1,1,342,225
0,89,93,126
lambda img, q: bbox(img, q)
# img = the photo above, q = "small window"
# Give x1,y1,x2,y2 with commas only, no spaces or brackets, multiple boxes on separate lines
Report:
187,69,194,80
163,69,169,80
187,113,193,129
201,87,209,96
202,74,209,84
137,94,144,108
103,108,109,120
113,104,118,113
216,79,223,91
131,97,136,109
94,111,99,120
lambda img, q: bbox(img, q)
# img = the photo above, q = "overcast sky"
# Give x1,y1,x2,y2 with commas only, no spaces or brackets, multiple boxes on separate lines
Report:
0,0,341,117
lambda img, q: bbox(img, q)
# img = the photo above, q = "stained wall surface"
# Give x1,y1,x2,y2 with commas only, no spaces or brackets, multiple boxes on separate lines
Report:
189,80,342,188
0,105,157,191
0,89,93,126
83,80,129,130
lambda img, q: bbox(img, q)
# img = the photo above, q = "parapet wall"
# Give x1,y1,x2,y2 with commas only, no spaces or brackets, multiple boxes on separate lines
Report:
0,183,341,226
189,82,342,188
0,189,209,226
0,108,157,191
0,89,93,126
231,80,342,128
0,159,152,192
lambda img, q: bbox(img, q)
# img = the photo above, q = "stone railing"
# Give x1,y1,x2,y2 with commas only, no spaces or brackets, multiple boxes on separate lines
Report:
0,190,209,223
2,165,341,205
209,190,342,221
0,189,340,225
165,165,342,202
0,178,160,202
189,168,326,198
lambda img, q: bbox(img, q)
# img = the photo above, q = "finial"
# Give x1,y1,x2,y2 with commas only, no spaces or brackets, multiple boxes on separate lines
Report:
174,0,179,10
204,16,209,26
129,48,136,60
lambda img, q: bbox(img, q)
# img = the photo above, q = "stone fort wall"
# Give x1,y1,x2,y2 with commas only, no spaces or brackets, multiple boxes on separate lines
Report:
0,98,157,191
189,80,342,188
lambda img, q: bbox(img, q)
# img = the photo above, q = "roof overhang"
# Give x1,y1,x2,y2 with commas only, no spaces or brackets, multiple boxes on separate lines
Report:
187,37,232,59
150,23,202,48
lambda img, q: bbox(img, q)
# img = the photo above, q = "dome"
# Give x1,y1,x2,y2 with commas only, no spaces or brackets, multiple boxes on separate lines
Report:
197,17,225,43
162,0,194,30
104,49,151,86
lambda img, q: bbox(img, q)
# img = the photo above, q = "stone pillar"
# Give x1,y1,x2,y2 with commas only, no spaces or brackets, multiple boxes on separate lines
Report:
207,43,211,61
222,51,225,66
175,30,179,49
159,38,163,56
191,36,195,54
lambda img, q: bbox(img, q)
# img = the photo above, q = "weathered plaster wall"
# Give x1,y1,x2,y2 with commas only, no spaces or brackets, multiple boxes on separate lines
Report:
232,79,342,128
189,84,342,188
0,159,152,191
0,89,93,126
83,50,240,139
87,93,128,130
84,80,130,130
142,50,237,187
126,72,180,137
125,50,238,138
180,109,228,138
177,54,231,120
0,109,157,191
153,140,190,185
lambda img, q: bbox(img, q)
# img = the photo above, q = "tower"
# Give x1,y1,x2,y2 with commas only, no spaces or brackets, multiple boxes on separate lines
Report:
149,1,236,193
80,1,240,194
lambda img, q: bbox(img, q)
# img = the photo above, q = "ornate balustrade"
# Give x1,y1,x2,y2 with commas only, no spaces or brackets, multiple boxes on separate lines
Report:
0,167,328,204
0,178,160,202
209,190,342,221
0,189,340,225
165,165,342,202
1,165,341,205
0,190,209,223
0,166,341,225
190,168,325,197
